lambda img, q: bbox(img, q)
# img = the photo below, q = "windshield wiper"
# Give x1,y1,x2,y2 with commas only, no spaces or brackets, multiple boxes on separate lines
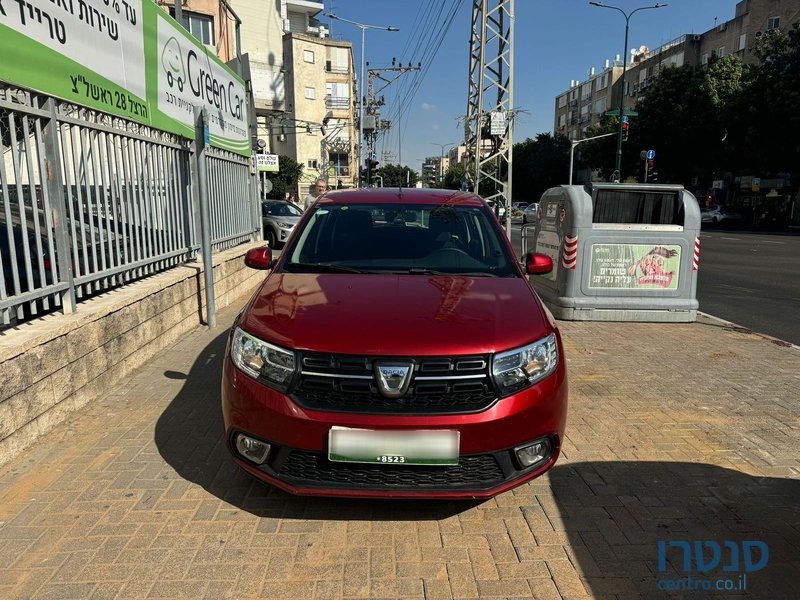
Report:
407,268,497,277
286,262,367,274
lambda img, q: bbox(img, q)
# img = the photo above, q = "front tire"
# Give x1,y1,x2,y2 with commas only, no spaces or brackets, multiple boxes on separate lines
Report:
265,228,278,249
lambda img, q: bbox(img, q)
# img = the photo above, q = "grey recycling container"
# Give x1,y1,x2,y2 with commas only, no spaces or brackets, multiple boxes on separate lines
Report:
524,183,702,322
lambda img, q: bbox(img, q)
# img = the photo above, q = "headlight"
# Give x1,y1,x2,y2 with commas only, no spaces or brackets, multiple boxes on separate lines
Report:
491,334,558,394
277,222,294,229
231,328,296,387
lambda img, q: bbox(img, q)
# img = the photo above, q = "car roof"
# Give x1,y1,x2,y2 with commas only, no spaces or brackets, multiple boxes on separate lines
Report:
316,187,485,207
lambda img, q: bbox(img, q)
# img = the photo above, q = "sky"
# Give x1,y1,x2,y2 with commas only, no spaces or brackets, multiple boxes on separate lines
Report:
322,0,741,171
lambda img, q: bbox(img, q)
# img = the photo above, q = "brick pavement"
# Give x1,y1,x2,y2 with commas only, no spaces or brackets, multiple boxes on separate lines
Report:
1,290,798,599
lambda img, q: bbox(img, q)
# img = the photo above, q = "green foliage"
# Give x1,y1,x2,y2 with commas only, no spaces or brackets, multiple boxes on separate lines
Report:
577,32,800,186
512,133,571,201
442,162,470,190
376,164,419,187
264,154,304,200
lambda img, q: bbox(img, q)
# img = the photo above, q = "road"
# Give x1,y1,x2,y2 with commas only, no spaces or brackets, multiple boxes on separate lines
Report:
508,223,800,346
695,230,800,345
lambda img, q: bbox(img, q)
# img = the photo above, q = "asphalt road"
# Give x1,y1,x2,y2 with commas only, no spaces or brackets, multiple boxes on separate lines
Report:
508,223,800,346
695,229,800,345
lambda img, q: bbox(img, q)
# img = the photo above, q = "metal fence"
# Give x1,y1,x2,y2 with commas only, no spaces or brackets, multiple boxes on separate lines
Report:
0,87,260,327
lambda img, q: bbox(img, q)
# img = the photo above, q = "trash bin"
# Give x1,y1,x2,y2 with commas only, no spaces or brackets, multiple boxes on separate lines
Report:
522,183,701,322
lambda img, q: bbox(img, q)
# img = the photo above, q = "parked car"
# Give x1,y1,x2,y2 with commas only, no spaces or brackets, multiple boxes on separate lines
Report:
485,199,507,219
522,202,539,225
223,188,568,499
262,200,303,248
700,204,741,226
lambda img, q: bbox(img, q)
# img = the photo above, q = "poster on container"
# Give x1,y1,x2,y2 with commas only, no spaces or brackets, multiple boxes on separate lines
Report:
0,0,249,156
588,244,681,290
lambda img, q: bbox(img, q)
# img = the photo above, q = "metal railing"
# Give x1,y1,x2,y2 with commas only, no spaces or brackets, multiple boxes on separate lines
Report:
0,86,259,328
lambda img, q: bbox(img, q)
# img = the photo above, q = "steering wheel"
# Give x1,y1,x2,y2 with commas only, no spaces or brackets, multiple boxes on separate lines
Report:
428,246,471,259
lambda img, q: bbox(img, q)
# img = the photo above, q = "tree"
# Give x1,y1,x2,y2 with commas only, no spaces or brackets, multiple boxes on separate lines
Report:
512,133,571,200
442,162,469,190
375,164,418,187
264,155,303,200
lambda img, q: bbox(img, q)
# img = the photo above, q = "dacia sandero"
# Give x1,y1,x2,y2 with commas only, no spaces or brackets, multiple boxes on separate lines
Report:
222,188,567,498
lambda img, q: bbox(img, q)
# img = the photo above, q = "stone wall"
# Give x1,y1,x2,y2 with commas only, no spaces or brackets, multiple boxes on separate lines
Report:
0,245,267,467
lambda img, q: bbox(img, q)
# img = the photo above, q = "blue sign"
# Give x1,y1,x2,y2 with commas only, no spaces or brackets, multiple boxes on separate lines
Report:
646,149,656,160
622,115,629,124
370,152,377,161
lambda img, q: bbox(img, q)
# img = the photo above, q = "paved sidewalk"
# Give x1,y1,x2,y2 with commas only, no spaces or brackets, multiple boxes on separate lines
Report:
1,290,798,599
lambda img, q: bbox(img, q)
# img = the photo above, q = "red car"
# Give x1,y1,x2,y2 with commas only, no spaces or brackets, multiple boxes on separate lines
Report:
222,188,567,499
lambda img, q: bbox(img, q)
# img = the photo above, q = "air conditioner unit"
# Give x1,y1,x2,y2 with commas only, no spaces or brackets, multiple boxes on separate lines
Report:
283,19,291,33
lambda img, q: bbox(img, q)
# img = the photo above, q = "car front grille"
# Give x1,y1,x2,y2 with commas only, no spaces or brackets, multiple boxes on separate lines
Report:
275,450,506,490
290,352,497,415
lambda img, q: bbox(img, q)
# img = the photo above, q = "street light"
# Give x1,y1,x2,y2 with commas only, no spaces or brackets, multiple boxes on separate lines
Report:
589,1,666,182
326,13,399,186
431,142,455,186
568,132,616,184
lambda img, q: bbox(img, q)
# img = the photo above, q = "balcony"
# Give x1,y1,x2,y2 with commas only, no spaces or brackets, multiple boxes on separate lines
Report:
325,96,350,110
326,61,349,75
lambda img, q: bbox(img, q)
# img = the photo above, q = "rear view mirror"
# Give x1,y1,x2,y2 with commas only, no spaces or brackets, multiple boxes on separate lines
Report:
244,246,273,270
525,253,553,275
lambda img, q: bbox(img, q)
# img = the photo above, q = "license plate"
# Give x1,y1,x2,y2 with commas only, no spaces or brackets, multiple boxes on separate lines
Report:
328,427,459,466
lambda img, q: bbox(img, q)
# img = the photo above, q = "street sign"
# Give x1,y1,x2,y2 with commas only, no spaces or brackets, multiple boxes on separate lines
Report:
604,109,639,117
370,152,377,161
622,115,629,124
490,111,507,135
646,150,656,160
752,177,761,192
256,154,279,172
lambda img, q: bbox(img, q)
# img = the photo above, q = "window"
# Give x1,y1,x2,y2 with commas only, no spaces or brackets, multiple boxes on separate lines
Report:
329,153,350,177
304,50,315,63
768,16,780,29
558,114,566,127
581,82,592,101
308,159,319,169
593,189,684,226
717,46,725,57
736,33,746,51
701,52,709,65
558,95,567,108
325,83,349,109
595,73,608,91
169,10,215,45
326,47,350,73
304,86,316,100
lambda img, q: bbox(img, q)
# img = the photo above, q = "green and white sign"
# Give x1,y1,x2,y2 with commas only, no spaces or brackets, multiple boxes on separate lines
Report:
0,0,249,156
255,153,279,172
589,244,681,290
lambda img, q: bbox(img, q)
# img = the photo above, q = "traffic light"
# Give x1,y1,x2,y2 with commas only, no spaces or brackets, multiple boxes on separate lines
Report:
359,166,367,187
367,158,379,187
622,120,630,142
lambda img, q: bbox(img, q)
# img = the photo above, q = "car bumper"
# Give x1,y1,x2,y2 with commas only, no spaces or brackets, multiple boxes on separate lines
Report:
221,354,568,499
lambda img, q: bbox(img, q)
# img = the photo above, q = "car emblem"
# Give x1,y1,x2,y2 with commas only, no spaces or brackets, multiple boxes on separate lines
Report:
374,362,414,399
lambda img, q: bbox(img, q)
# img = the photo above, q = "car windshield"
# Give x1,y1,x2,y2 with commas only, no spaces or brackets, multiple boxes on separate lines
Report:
264,202,302,217
283,203,518,277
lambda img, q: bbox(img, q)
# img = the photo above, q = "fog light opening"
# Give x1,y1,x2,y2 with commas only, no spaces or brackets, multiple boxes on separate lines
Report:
514,438,552,469
235,434,271,465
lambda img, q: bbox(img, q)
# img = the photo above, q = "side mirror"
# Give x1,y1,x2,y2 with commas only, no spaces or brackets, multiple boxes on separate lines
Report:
244,246,273,270
525,253,553,275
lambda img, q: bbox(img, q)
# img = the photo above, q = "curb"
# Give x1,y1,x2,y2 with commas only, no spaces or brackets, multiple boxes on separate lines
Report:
697,311,800,351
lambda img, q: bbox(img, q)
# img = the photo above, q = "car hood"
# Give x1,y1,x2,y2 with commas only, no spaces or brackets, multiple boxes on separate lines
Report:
264,215,301,224
239,273,551,356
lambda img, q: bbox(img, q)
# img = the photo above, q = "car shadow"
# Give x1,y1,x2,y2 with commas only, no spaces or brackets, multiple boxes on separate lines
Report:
153,329,479,521
549,461,800,599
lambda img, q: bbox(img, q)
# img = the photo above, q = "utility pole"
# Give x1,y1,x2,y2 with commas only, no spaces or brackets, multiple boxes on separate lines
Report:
364,63,420,171
465,0,515,234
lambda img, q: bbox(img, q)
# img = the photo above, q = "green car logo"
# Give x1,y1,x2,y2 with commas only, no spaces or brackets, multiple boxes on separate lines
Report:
161,37,185,92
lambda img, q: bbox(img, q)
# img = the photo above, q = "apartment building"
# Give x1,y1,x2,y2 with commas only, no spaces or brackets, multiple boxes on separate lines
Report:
554,62,625,141
421,156,450,187
158,0,236,62
554,0,799,140
271,33,357,195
